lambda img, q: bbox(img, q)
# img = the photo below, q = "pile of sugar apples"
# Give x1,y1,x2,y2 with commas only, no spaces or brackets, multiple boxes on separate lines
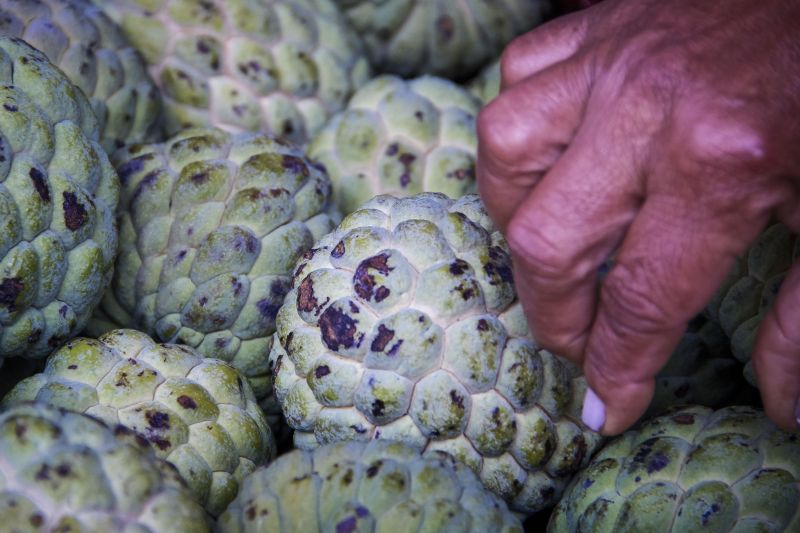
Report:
0,0,796,530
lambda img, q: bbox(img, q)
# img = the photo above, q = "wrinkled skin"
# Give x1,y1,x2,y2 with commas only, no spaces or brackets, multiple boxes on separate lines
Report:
477,0,800,434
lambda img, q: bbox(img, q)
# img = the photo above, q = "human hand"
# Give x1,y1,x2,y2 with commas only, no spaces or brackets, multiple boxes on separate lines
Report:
477,0,800,434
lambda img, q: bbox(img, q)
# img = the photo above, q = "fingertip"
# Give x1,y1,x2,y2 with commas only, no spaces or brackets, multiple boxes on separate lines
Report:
750,262,800,432
500,10,589,88
582,371,655,435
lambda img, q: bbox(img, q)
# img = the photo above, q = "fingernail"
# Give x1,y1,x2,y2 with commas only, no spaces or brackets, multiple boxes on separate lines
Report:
582,387,606,432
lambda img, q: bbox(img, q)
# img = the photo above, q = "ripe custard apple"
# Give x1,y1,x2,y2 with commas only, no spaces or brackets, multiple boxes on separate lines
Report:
549,405,800,532
1,329,276,517
89,127,335,403
333,0,549,80
271,193,603,513
0,0,163,152
467,58,501,104
92,0,370,145
647,318,753,417
705,223,798,386
0,403,211,532
218,440,523,533
308,75,480,217
0,36,118,361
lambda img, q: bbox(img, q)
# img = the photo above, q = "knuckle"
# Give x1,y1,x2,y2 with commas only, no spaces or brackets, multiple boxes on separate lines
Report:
600,262,674,334
680,111,772,170
477,100,533,168
506,217,578,280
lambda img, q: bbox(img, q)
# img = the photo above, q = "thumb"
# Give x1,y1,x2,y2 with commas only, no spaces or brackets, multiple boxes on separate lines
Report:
752,261,800,431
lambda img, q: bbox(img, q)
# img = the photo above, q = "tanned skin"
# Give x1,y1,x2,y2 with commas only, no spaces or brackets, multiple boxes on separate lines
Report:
477,0,800,434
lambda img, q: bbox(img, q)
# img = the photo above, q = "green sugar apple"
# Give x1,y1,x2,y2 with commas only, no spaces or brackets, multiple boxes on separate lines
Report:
549,405,800,532
218,440,523,532
93,0,370,145
0,0,163,152
647,317,753,417
0,36,118,361
0,403,211,532
89,127,336,402
467,58,501,104
2,329,276,517
333,0,549,80
705,223,798,386
308,75,480,216
271,192,603,513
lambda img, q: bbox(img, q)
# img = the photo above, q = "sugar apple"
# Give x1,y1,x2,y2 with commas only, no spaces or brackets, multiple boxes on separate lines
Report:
1,329,276,517
333,0,548,80
647,318,753,417
705,223,798,386
308,75,480,216
549,405,800,532
467,58,501,104
0,402,211,532
88,127,335,404
271,192,603,513
92,0,370,145
0,0,163,152
0,36,118,361
218,440,523,532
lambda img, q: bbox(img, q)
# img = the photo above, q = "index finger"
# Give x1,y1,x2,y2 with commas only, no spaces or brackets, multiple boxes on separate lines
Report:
477,58,590,231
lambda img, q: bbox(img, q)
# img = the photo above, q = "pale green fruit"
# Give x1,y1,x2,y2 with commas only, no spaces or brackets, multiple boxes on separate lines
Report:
88,127,336,404
2,329,276,517
0,0,163,152
0,403,211,531
467,59,501,104
272,192,603,513
218,440,523,533
93,0,370,145
0,36,119,361
308,75,481,216
705,223,798,386
334,0,549,79
549,405,800,532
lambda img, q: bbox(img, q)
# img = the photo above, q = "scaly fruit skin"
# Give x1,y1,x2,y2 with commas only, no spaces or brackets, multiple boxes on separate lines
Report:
0,0,163,152
705,224,799,386
549,405,800,532
0,36,119,361
1,329,276,517
308,75,480,216
218,440,523,533
93,0,370,145
272,193,603,513
0,403,211,532
647,318,754,417
89,127,335,402
467,59,501,104
334,0,548,80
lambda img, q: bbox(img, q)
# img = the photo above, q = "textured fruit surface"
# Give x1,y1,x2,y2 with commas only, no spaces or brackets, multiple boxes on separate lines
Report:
309,76,480,216
0,403,211,531
218,439,523,532
648,318,753,417
334,0,548,79
89,127,335,403
93,0,370,145
0,36,119,361
1,329,276,517
272,193,602,513
705,224,798,386
467,59,501,104
549,405,800,532
0,0,163,152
